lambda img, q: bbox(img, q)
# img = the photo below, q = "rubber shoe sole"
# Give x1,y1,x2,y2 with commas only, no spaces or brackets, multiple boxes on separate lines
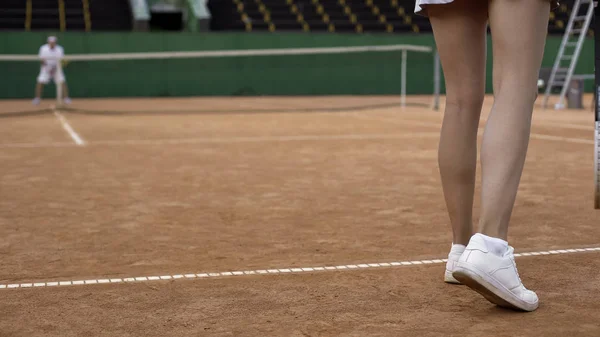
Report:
444,270,461,284
452,262,538,312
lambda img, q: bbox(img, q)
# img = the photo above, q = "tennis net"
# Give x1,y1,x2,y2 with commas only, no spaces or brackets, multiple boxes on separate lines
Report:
0,44,440,115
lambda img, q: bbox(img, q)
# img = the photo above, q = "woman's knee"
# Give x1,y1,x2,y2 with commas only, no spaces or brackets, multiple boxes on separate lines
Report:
445,87,485,114
493,75,539,106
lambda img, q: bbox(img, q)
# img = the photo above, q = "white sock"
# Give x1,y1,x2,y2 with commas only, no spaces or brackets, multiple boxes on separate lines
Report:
447,244,466,273
477,234,508,256
449,243,466,256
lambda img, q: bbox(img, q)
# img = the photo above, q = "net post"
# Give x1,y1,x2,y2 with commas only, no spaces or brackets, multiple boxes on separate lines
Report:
56,84,63,108
55,62,63,108
401,49,407,108
433,50,441,111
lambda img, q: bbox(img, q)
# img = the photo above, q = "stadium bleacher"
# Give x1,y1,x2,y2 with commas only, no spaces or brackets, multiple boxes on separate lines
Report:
207,0,591,35
88,0,132,31
0,0,131,32
0,0,29,30
0,0,590,35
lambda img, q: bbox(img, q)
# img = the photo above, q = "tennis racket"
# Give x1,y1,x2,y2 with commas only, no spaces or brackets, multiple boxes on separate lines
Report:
595,2,599,209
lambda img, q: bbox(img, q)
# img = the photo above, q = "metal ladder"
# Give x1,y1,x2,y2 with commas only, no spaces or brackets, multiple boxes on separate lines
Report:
543,0,595,109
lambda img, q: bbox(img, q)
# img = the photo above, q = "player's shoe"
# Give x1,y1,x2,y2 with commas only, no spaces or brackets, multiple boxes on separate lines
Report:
63,97,72,105
452,234,539,312
32,97,41,105
444,244,465,284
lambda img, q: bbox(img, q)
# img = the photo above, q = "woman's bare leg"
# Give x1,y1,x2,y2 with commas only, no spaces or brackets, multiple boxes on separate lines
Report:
428,0,488,246
479,0,550,240
452,0,550,312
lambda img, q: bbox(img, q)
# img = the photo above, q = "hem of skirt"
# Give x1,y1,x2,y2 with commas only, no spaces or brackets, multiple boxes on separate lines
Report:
414,0,456,17
415,0,559,17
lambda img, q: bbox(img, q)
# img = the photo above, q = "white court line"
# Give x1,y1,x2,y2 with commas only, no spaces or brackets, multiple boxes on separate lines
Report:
1,246,599,290
352,104,594,131
529,133,594,144
91,133,440,146
348,114,595,145
53,111,86,146
534,121,593,131
0,141,76,149
0,127,593,149
0,132,440,149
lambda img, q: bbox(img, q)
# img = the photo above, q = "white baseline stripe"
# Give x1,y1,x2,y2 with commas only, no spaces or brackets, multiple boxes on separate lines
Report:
0,127,593,149
0,122,593,150
91,133,440,146
535,121,593,131
0,133,440,149
348,114,595,145
0,141,77,149
53,111,86,146
1,246,598,290
529,133,594,144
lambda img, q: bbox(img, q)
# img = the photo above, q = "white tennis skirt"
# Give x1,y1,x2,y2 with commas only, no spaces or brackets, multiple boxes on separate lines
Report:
414,0,452,16
415,0,559,16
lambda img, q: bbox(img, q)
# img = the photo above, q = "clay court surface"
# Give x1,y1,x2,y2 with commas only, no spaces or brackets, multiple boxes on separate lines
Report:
0,95,599,336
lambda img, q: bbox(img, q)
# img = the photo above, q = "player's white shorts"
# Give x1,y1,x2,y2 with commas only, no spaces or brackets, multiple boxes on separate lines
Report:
37,65,65,84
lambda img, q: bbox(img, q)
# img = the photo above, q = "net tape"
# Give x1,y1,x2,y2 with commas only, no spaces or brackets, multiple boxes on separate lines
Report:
0,45,433,62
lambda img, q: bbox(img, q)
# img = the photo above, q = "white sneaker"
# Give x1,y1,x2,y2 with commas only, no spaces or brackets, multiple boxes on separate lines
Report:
32,97,41,105
452,234,539,311
444,244,465,284
64,97,72,105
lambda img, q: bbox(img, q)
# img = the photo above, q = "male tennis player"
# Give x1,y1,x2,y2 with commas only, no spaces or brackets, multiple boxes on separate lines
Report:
415,0,558,312
32,36,72,105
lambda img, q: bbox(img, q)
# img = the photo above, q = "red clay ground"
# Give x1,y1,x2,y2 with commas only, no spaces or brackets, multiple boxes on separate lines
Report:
0,96,598,336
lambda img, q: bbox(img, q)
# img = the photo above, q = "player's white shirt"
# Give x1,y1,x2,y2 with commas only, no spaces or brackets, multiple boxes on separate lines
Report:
37,44,66,84
39,44,64,67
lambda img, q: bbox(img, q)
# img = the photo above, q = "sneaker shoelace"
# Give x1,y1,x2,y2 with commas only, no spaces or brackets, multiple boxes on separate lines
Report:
506,247,523,284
